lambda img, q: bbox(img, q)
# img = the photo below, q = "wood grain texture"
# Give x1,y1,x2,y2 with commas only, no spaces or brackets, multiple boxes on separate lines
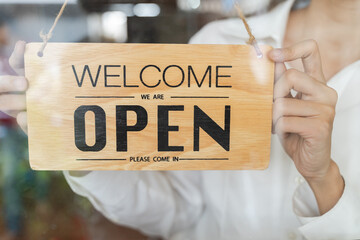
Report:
25,43,274,170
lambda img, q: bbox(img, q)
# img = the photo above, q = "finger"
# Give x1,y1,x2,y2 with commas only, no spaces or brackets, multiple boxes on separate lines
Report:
68,171,91,177
9,40,26,76
275,116,321,139
274,69,327,101
16,111,27,134
0,94,26,112
272,98,333,127
268,39,325,82
1,110,22,118
0,75,28,93
272,63,292,105
274,62,286,83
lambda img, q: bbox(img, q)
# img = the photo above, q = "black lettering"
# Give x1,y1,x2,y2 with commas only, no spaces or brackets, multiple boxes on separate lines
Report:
188,66,211,87
104,65,121,87
140,65,161,88
163,65,185,88
141,94,150,100
74,105,106,151
72,65,102,87
194,105,230,151
116,105,148,151
123,65,139,87
158,105,184,151
216,66,232,88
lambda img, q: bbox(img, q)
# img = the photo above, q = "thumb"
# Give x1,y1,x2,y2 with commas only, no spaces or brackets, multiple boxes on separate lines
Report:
16,111,28,134
9,40,26,76
268,49,287,83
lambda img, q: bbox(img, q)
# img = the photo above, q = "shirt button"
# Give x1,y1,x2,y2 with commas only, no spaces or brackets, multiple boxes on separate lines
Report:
294,176,304,185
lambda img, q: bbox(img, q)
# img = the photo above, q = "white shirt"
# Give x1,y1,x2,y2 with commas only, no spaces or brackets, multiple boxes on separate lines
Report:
64,1,360,239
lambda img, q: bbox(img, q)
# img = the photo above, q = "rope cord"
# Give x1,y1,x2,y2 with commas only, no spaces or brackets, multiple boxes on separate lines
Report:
37,0,68,57
234,3,263,58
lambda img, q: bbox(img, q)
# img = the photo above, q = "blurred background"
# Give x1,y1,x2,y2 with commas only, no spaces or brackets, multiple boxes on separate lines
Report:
0,1,234,239
0,0,308,239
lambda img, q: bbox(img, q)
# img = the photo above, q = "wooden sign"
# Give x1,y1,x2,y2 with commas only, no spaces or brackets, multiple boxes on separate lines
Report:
25,43,274,170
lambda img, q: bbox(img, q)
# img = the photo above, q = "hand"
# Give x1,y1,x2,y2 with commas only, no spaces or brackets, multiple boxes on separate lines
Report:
1,41,91,177
0,41,28,132
269,40,344,214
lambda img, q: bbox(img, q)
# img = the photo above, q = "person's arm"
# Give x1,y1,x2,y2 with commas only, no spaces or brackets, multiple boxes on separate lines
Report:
306,160,344,215
268,40,360,239
64,170,204,238
293,173,360,239
269,39,344,214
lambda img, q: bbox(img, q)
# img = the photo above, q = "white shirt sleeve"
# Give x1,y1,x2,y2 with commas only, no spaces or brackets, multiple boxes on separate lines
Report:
63,171,204,238
293,176,360,240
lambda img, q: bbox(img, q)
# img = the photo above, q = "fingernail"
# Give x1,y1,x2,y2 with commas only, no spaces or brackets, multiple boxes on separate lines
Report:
15,41,26,52
15,77,27,91
270,49,282,58
17,40,26,46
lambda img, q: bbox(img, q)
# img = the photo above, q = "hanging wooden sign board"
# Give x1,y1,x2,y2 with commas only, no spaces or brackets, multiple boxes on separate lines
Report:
25,43,274,170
